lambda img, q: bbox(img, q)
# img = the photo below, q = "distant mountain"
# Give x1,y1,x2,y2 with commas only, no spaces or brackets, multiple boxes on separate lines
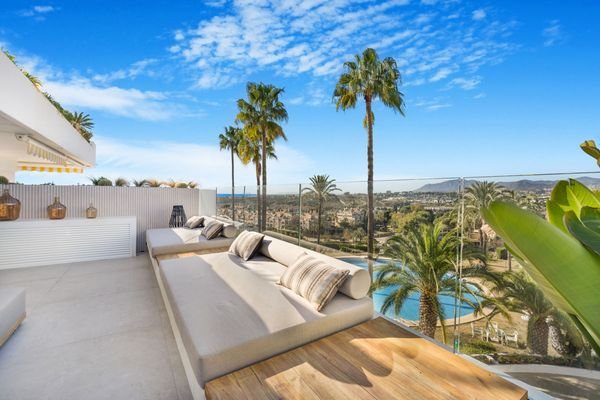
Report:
414,176,600,193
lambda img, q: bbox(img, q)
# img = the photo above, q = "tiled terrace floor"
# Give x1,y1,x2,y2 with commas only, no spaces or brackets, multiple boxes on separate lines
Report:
0,255,192,400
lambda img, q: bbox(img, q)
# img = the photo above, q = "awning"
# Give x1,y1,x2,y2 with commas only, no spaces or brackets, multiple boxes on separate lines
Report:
16,135,86,173
18,164,84,173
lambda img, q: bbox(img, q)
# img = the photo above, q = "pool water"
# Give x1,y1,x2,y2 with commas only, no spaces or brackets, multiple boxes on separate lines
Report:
339,257,478,322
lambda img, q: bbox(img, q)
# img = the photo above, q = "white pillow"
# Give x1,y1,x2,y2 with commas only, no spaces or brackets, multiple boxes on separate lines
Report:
222,224,238,238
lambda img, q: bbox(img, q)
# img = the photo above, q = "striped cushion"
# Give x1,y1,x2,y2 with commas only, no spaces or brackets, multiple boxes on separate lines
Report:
228,230,264,261
279,254,350,311
201,220,224,240
184,216,204,229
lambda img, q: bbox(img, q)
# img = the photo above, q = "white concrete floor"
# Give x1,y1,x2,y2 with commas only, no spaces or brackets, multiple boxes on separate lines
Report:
0,255,192,400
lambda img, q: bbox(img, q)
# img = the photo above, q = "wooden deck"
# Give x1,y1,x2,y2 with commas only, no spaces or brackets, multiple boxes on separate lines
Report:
205,318,527,400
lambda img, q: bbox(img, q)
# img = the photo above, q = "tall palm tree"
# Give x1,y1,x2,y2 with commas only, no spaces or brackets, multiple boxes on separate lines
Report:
219,126,241,221
489,271,559,355
69,112,94,141
334,48,405,275
237,134,277,229
303,175,341,245
372,221,487,339
464,181,505,252
236,82,288,231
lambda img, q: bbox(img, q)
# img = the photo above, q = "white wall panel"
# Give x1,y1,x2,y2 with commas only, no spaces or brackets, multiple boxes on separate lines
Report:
0,217,136,269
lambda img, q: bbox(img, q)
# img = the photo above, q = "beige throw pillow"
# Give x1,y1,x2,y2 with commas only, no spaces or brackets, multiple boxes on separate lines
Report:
201,220,224,240
228,230,264,261
184,216,204,229
279,254,349,311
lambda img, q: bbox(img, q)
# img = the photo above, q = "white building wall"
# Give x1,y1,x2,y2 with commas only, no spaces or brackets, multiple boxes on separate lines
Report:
0,159,15,181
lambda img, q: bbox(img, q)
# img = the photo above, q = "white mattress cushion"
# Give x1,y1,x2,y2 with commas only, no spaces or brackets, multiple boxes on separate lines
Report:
158,253,372,386
146,228,233,256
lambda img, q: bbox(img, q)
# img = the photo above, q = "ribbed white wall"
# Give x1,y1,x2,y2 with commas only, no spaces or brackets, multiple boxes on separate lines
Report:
0,218,136,269
0,185,212,252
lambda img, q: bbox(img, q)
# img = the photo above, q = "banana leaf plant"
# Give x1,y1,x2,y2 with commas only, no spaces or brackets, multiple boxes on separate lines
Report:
482,179,600,353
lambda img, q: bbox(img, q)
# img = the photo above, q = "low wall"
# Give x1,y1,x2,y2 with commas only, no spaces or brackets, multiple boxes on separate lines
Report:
0,185,215,252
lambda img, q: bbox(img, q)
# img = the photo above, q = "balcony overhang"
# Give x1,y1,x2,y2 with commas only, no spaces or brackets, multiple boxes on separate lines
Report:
0,52,95,180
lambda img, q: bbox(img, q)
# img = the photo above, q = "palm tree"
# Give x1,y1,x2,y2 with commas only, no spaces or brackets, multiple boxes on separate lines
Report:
464,181,505,253
22,71,42,90
236,82,288,231
334,48,405,275
219,126,241,221
237,133,277,229
303,175,341,245
489,271,559,355
146,179,162,188
89,176,112,186
163,179,177,188
69,112,94,141
372,221,487,339
132,179,148,187
114,177,129,187
3,50,42,90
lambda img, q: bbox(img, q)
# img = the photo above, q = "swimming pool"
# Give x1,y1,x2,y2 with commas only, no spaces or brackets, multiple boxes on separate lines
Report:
339,257,479,322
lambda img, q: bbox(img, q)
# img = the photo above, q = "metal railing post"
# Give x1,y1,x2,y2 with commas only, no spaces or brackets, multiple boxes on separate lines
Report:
298,183,302,246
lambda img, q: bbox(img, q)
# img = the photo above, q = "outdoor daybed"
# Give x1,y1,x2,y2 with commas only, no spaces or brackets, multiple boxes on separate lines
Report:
147,233,373,400
145,216,237,257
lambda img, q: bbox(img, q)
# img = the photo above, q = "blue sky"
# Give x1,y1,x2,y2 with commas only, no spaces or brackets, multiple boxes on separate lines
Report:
2,0,599,188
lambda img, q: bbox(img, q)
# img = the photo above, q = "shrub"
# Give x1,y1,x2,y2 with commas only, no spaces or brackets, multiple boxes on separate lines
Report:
0,176,9,184
461,340,497,355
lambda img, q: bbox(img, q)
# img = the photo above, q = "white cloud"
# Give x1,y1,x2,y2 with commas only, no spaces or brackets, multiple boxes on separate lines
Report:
472,9,486,21
448,76,481,90
44,79,182,121
19,54,193,121
430,66,456,82
88,136,315,188
205,0,228,7
92,58,158,83
173,0,516,89
20,5,56,18
413,97,451,111
473,93,486,99
425,103,451,111
543,20,563,47
33,5,54,13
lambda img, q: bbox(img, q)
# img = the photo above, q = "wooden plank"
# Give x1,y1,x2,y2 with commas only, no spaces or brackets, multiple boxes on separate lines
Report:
205,318,528,400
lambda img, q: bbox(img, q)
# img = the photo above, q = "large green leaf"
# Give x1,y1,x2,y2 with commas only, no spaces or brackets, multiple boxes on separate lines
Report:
551,179,600,215
565,179,600,216
547,199,568,233
580,206,600,233
565,210,600,256
550,180,570,208
483,201,600,349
